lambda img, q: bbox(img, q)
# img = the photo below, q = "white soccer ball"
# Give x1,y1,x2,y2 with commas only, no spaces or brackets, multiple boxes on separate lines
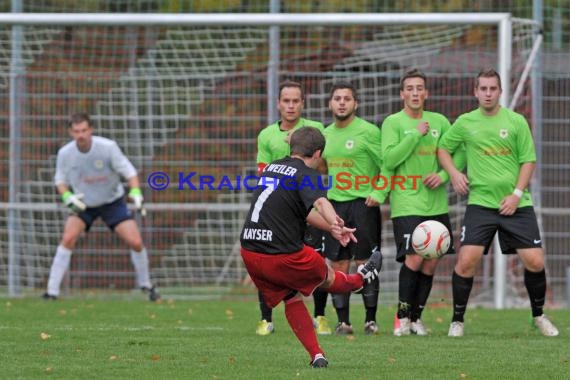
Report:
411,220,451,259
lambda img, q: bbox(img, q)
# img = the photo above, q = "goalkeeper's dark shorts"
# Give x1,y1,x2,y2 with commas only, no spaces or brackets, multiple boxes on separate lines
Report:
77,197,132,232
460,205,542,254
240,245,327,308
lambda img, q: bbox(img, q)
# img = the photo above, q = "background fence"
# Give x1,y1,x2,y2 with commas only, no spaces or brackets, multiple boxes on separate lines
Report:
0,1,568,307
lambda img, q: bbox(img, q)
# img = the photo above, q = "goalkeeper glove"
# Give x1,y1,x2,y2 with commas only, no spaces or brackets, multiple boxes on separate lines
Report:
61,191,86,213
128,187,144,212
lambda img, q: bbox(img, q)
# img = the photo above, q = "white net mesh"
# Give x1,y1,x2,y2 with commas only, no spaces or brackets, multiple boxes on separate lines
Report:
0,16,545,302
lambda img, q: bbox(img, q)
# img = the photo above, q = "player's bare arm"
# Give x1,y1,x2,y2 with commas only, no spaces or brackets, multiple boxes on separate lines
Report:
307,198,357,246
437,147,469,195
499,162,535,216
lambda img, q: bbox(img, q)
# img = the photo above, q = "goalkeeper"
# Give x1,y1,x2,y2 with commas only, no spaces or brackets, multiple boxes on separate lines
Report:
42,112,160,302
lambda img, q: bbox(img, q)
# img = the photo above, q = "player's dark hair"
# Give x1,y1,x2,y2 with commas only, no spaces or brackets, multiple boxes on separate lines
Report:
290,127,325,157
328,81,358,102
278,80,305,100
69,112,92,127
476,68,502,90
400,68,427,90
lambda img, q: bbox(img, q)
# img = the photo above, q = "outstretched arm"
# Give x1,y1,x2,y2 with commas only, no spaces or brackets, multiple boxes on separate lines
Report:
307,197,357,246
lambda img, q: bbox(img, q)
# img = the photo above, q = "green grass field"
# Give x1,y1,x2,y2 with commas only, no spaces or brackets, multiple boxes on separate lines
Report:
1,295,568,380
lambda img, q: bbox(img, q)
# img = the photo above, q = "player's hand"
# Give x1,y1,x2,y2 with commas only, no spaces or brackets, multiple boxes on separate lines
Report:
330,224,357,247
365,195,379,207
499,194,520,216
334,215,345,228
423,173,443,189
416,121,429,136
62,191,86,213
449,171,469,196
128,188,144,212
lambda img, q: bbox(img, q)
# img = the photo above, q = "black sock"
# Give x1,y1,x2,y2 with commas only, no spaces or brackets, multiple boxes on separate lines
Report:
313,288,328,317
258,291,272,322
451,271,473,323
362,277,379,323
524,269,546,318
411,272,434,322
397,264,419,319
336,307,350,325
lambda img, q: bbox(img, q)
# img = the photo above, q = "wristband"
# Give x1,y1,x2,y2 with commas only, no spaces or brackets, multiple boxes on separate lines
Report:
513,188,523,198
61,191,72,202
129,187,142,196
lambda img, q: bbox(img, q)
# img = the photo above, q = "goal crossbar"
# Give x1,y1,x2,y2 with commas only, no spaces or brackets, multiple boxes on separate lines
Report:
0,12,512,26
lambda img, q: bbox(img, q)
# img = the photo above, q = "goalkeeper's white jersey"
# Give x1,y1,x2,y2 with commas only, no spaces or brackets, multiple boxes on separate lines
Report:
54,136,137,207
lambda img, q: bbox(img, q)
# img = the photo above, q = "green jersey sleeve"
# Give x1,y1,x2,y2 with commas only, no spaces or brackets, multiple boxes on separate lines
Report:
382,112,422,171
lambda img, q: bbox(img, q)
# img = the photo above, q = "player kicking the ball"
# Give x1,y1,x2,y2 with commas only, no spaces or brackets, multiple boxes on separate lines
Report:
240,127,382,368
43,112,160,302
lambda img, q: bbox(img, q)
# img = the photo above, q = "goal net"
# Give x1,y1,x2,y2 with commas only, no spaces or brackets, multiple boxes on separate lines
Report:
0,13,542,302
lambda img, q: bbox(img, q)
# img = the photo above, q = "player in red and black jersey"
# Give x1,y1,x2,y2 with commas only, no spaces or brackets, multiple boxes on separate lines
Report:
240,127,382,368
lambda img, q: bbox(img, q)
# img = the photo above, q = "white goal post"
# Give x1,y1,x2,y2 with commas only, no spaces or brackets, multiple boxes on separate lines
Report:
1,13,542,307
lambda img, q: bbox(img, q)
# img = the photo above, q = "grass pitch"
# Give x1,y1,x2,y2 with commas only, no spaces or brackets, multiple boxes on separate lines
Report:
0,295,568,379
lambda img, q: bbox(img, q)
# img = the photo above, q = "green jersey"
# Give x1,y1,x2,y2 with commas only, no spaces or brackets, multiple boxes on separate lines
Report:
438,107,536,208
323,117,382,201
256,118,325,164
382,110,451,217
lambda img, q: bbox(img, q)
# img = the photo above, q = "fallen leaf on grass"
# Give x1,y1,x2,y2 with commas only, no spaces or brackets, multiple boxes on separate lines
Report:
151,355,161,361
40,332,51,340
228,356,237,364
388,357,396,363
225,309,234,319
45,367,53,373
109,355,118,361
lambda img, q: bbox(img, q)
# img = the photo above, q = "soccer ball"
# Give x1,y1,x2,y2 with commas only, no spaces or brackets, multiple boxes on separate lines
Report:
411,220,451,259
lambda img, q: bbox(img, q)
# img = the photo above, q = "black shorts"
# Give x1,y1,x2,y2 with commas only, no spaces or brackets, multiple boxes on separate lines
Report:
324,198,381,262
304,224,325,255
461,205,542,254
392,214,455,263
77,197,133,232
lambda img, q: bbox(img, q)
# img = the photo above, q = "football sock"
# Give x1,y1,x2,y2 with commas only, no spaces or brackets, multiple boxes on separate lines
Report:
284,297,323,360
312,288,328,318
397,264,419,319
362,276,379,322
130,247,152,289
258,291,273,322
524,269,546,317
47,245,72,296
411,272,434,321
326,271,363,293
451,271,473,323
